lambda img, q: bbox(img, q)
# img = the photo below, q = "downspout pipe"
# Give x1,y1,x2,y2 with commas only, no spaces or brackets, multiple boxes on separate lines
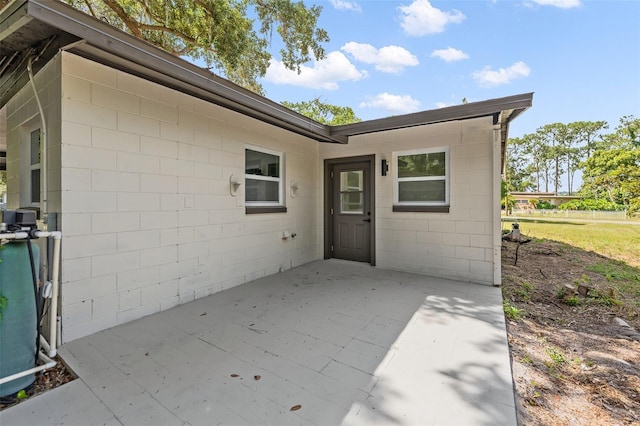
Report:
493,123,503,286
26,56,48,228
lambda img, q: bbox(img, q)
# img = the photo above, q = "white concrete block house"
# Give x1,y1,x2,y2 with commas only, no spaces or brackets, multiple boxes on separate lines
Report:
0,0,532,342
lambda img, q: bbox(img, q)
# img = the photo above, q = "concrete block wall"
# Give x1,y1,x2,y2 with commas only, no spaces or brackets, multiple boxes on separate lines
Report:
57,52,321,341
320,117,498,285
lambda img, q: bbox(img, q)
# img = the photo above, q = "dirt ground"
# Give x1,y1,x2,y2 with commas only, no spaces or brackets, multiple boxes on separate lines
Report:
502,238,640,425
0,355,75,409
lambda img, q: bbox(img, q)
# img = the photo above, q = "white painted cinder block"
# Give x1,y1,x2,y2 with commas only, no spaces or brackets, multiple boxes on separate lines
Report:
62,274,117,306
91,294,119,322
140,245,178,268
117,266,161,293
92,212,141,234
117,152,161,175
92,251,139,277
62,144,116,170
62,234,117,260
118,111,160,138
92,83,140,115
92,170,140,192
52,52,497,344
319,115,496,286
92,127,141,153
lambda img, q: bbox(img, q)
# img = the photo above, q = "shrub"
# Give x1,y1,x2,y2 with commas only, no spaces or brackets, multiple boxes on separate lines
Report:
558,198,624,211
503,300,524,321
536,200,555,210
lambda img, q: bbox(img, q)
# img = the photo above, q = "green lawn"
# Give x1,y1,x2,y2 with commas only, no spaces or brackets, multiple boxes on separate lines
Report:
501,219,640,268
502,218,640,307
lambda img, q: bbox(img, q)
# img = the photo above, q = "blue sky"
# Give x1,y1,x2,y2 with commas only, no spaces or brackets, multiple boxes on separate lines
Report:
259,0,640,140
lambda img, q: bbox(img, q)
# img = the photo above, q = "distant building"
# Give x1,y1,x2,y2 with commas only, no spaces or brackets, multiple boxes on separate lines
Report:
509,192,581,209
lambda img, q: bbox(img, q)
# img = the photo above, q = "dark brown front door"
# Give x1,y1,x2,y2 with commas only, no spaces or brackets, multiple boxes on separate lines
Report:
325,157,374,264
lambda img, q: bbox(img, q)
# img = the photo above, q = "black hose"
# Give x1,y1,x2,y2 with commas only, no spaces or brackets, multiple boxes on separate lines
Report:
26,239,41,365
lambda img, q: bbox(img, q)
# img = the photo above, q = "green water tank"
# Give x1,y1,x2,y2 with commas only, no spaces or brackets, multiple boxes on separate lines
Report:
0,240,38,398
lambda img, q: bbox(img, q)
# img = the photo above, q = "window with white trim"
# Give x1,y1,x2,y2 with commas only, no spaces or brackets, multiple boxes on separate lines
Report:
394,147,449,211
245,146,285,212
29,127,41,205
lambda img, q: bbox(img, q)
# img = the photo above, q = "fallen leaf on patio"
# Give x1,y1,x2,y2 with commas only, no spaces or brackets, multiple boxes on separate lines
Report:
254,375,261,380
290,404,302,411
200,312,207,316
230,374,239,378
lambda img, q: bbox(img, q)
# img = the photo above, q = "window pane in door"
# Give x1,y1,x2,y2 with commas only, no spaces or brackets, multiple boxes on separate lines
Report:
340,171,363,191
30,129,41,166
340,171,364,214
31,169,40,203
340,192,363,214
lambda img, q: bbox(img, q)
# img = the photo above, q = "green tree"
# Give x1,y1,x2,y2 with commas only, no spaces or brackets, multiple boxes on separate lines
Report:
571,120,608,159
53,0,329,94
536,123,569,194
618,115,640,148
281,98,361,125
505,136,535,192
563,121,607,195
522,132,553,192
580,116,640,214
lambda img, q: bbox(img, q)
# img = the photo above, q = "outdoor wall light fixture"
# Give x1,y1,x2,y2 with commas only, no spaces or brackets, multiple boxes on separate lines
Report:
381,159,389,176
290,180,302,198
229,174,243,197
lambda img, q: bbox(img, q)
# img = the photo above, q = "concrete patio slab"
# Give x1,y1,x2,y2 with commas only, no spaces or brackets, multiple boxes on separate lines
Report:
1,260,517,425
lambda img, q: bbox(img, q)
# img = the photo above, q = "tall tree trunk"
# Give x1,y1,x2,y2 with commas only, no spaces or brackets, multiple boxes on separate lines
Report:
567,155,572,195
553,157,560,195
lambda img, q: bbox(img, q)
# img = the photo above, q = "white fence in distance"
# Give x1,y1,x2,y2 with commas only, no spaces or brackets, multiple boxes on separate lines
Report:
507,209,628,221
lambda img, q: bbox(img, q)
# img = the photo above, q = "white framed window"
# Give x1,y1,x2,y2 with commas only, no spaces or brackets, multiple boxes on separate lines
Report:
394,147,449,210
29,127,41,206
245,145,285,211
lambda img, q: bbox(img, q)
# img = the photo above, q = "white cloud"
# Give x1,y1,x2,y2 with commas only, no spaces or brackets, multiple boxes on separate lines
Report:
472,61,531,88
398,0,465,36
265,51,367,90
431,47,469,62
341,42,419,73
330,0,362,12
529,0,581,9
359,93,421,114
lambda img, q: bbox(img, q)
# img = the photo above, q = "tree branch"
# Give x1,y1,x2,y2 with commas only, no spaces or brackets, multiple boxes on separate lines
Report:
103,0,143,38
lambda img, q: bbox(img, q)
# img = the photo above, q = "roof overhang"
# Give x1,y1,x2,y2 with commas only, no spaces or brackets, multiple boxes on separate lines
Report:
331,92,533,170
0,0,346,143
0,0,532,149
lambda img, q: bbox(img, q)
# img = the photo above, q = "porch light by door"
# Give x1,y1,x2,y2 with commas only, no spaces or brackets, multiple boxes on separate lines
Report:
381,159,389,176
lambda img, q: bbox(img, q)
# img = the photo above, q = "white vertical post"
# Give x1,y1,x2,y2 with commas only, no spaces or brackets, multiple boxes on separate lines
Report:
48,233,61,357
